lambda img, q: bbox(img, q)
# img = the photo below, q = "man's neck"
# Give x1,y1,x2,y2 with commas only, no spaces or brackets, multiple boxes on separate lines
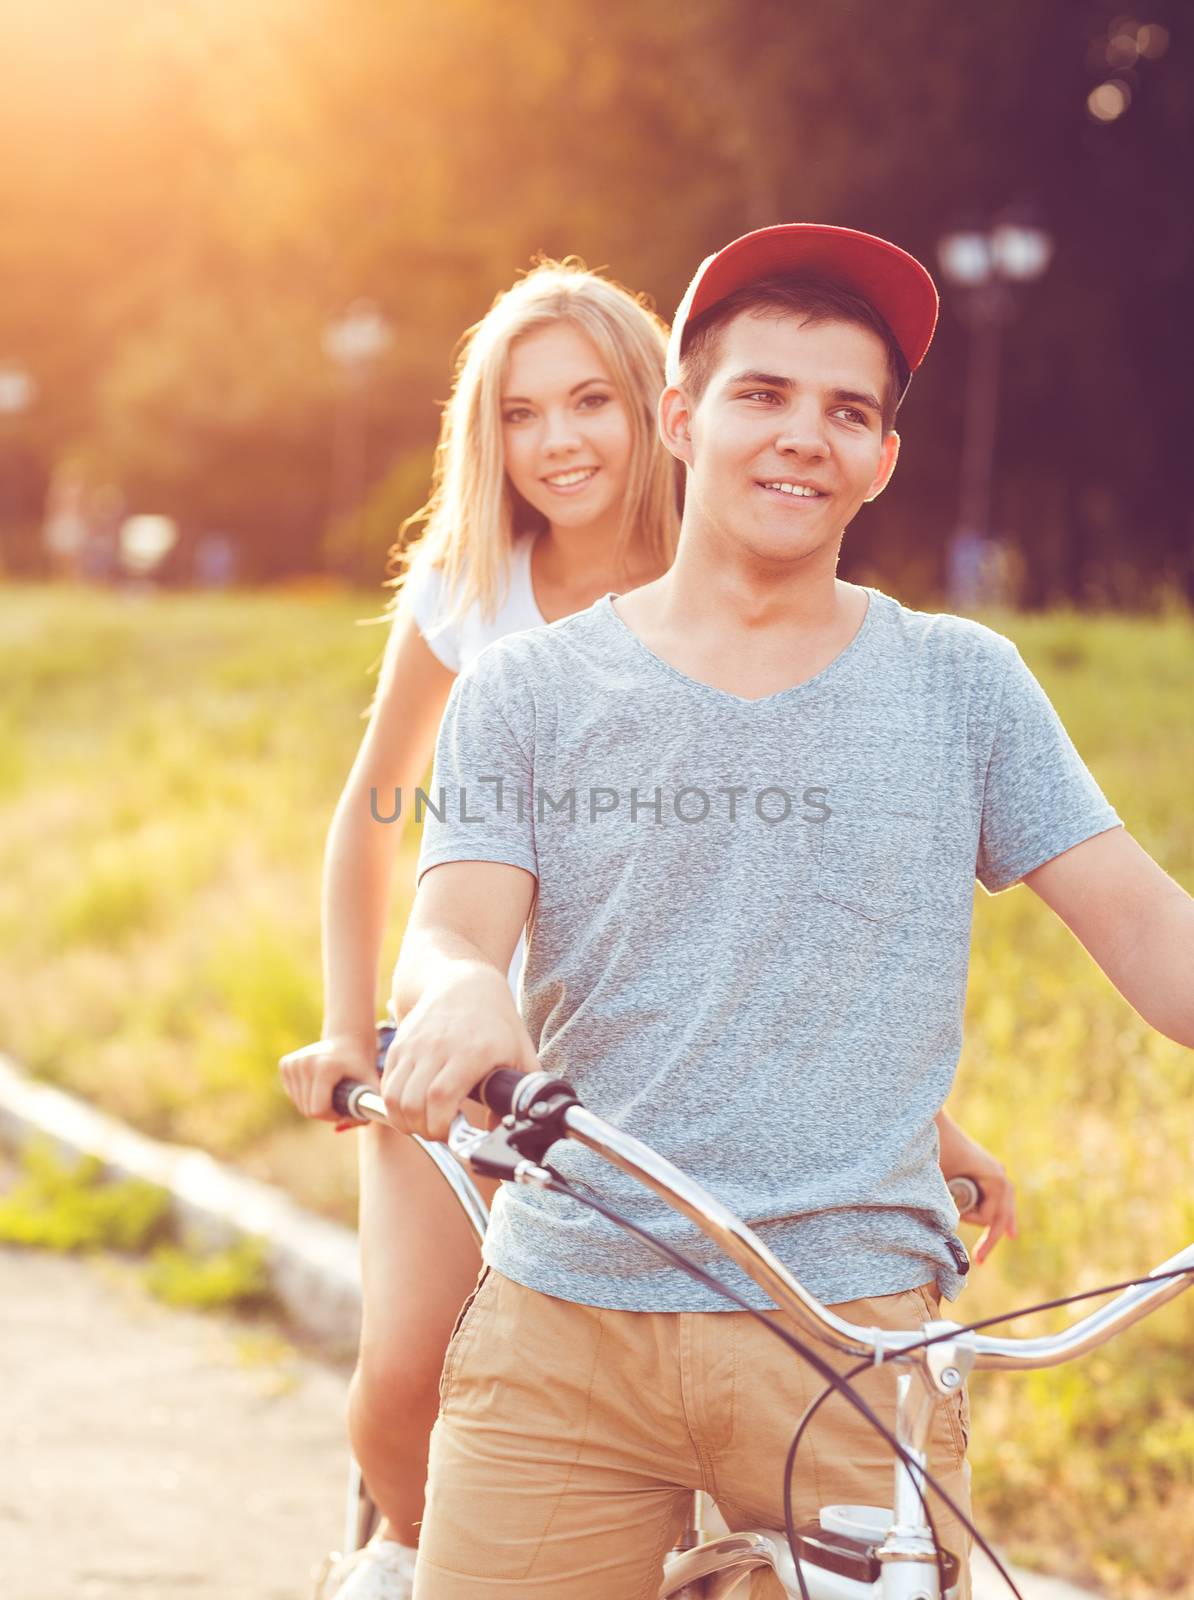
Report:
612,543,869,703
650,507,852,626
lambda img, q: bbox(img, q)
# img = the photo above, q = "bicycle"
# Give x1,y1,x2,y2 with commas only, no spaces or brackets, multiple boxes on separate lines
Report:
323,1038,1194,1599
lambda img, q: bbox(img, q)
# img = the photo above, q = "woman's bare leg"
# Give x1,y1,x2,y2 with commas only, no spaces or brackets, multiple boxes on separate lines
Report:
347,1120,498,1545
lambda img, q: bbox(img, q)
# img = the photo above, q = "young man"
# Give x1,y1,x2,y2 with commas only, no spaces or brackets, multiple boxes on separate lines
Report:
382,224,1194,1599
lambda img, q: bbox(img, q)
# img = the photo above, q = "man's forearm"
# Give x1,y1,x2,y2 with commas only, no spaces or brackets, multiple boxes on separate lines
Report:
390,925,513,1023
1125,890,1194,1048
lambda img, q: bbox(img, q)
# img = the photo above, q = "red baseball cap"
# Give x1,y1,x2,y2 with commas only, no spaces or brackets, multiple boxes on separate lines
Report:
665,223,940,390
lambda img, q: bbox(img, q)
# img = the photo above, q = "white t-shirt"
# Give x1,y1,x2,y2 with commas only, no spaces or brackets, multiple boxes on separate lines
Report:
403,535,547,993
404,535,546,673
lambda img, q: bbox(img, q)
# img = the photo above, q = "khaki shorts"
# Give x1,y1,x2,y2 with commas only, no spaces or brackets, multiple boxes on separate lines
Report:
415,1268,971,1600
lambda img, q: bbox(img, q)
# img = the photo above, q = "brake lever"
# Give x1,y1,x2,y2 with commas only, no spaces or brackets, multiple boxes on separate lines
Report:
447,1113,491,1164
446,1091,572,1184
447,1114,550,1184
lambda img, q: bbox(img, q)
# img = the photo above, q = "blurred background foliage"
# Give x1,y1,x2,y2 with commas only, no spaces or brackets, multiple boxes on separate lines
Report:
0,0,1191,599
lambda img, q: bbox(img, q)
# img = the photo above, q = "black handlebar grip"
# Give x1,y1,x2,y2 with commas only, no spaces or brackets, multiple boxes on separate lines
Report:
948,1176,983,1215
376,1023,396,1070
467,1068,525,1116
331,1078,359,1118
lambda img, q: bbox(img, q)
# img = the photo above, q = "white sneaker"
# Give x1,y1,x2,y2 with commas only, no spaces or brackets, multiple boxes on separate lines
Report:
323,1538,418,1600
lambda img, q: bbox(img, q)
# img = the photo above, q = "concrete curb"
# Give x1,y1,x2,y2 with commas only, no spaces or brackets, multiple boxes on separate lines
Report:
0,1053,361,1348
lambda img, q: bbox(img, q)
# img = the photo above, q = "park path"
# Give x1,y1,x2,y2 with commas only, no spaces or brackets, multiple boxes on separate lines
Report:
2,1242,1099,1600
0,1058,1104,1599
2,1244,350,1600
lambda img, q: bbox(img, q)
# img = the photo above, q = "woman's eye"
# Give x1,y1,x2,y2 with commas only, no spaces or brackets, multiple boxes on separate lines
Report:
502,408,533,424
578,392,610,409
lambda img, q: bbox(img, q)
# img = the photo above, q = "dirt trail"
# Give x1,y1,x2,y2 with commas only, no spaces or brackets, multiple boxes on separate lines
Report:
2,1241,1097,1600
2,1244,351,1600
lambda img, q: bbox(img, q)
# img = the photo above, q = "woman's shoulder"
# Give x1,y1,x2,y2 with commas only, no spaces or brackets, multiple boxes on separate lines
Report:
401,557,461,671
402,537,544,673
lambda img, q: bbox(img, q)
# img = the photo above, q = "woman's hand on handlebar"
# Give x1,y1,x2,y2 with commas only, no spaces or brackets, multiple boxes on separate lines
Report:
279,1031,378,1123
381,969,539,1141
938,1115,1018,1264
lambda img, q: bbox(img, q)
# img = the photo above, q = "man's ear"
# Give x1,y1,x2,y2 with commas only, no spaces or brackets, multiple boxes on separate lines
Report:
863,430,900,503
658,384,695,467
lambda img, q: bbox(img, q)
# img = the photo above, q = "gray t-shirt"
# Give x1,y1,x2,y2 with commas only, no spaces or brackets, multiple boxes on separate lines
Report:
416,587,1120,1310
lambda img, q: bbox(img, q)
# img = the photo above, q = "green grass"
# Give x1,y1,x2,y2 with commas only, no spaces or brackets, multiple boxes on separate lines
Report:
143,1235,274,1312
0,1139,275,1313
1,583,1192,1593
938,602,1194,1596
0,1139,170,1252
0,585,415,1207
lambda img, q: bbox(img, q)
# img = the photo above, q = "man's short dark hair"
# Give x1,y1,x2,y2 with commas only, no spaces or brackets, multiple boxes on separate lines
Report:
677,274,910,434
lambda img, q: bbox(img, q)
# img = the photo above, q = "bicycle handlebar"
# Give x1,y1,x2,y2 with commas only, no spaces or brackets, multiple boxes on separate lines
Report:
338,1056,1194,1374
333,1065,544,1123
470,1067,525,1116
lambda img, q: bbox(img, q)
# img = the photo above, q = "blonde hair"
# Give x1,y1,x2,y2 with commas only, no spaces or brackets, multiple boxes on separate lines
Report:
389,258,680,626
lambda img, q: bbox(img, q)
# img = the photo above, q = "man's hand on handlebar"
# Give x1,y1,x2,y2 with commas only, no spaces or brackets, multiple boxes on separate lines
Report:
380,969,539,1141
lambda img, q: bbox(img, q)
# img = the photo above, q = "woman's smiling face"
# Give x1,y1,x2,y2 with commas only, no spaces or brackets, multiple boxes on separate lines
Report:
501,321,634,536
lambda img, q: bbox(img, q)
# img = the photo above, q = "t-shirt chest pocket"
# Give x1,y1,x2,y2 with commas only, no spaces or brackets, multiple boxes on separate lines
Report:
815,806,931,922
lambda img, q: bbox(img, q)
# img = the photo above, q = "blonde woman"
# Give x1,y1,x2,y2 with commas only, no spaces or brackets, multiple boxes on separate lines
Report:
280,260,1016,1600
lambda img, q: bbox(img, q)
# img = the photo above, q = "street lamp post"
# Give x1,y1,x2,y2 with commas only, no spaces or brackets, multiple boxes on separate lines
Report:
0,362,36,575
937,221,1052,608
322,301,393,586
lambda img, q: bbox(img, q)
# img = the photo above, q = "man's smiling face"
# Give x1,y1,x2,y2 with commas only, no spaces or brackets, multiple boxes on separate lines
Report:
679,309,900,568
